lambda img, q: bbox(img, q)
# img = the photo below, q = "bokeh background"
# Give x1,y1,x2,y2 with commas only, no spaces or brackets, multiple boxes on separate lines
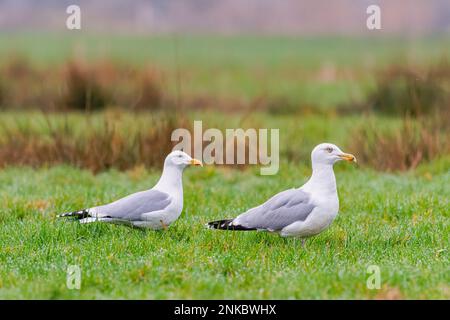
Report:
0,0,449,300
0,0,448,171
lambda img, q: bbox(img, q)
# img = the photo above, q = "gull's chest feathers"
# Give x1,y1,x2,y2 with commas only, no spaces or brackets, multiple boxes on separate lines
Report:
310,185,339,213
305,190,339,228
285,166,340,237
167,192,183,216
310,192,339,225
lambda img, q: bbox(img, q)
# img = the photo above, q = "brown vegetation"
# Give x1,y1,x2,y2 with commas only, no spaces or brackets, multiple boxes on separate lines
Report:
62,60,109,111
0,56,168,111
349,115,449,171
0,56,448,172
0,113,191,173
340,62,450,117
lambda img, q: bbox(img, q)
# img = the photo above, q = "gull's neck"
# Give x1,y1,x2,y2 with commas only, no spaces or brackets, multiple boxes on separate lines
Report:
304,162,337,195
154,165,183,195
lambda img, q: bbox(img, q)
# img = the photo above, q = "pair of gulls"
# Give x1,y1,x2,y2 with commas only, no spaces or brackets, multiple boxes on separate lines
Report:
59,143,356,240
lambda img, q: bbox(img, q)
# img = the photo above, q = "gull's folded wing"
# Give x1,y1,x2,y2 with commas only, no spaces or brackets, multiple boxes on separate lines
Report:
94,189,171,221
233,189,315,231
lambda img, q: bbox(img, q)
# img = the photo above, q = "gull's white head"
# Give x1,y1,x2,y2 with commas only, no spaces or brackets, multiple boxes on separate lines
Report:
311,143,356,166
165,150,202,170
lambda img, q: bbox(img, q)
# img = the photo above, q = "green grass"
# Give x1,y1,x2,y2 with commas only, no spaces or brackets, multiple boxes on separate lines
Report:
2,34,448,67
0,161,448,299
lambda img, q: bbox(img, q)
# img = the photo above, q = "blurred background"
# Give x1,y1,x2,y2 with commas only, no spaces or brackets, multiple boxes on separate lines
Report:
1,0,449,35
0,0,448,172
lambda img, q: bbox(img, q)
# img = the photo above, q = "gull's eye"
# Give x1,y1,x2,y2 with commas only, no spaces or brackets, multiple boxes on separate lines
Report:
178,154,183,158
325,147,333,153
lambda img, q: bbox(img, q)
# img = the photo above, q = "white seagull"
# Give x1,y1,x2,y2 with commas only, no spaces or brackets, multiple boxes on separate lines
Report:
58,150,202,229
207,143,356,240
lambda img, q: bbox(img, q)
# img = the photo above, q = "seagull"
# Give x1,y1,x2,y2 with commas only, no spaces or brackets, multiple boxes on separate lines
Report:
58,150,202,229
207,143,356,241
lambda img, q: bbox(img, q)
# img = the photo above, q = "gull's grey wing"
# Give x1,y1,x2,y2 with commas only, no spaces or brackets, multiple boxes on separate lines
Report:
93,189,171,221
233,189,315,231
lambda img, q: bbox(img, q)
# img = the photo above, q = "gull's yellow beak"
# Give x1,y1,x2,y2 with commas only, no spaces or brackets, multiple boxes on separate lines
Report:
338,153,357,163
190,158,203,166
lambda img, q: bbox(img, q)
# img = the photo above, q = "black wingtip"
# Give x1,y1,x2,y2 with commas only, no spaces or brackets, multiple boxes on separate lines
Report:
57,209,90,219
206,219,230,229
206,219,256,231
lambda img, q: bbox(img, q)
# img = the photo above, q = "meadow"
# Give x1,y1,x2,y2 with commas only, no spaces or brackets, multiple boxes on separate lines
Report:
0,35,448,299
0,161,448,299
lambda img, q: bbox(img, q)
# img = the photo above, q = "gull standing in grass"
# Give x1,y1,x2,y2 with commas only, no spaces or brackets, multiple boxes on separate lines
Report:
58,150,202,229
207,143,356,242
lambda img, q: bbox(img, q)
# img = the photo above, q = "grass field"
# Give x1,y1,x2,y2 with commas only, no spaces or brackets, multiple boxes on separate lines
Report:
0,160,448,299
0,35,449,299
